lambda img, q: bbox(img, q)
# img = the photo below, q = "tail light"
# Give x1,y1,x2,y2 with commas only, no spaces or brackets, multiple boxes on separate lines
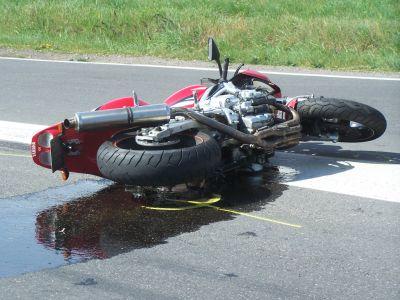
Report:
31,124,62,170
39,151,52,167
37,132,53,148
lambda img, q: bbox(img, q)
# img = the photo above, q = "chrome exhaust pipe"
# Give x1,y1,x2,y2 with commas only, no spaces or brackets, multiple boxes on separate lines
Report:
64,104,170,132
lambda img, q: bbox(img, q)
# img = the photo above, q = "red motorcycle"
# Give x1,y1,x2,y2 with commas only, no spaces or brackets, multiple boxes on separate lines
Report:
31,38,386,186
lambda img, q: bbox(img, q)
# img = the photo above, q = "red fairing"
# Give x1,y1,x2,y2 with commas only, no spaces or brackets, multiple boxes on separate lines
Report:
239,69,271,82
235,69,282,98
164,85,207,108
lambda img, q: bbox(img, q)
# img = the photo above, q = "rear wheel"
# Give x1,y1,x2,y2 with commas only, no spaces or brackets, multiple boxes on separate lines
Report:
96,131,221,186
297,97,386,142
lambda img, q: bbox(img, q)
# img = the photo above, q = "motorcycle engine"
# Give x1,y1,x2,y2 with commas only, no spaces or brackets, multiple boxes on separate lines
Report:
199,87,275,133
237,90,275,133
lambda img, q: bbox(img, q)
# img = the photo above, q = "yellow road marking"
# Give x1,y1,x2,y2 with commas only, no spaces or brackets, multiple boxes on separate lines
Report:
0,152,31,158
142,205,202,211
210,206,302,228
171,197,221,205
141,197,220,211
142,196,302,228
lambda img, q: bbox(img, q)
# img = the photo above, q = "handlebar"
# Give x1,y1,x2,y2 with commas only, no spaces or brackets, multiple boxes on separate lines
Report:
222,58,229,81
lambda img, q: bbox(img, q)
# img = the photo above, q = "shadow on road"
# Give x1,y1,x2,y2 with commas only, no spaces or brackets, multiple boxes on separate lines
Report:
284,141,400,164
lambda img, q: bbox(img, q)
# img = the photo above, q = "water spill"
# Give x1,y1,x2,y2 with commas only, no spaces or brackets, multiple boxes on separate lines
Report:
0,170,285,278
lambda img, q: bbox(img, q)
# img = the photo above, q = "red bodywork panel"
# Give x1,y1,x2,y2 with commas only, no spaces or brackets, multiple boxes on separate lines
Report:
31,69,283,177
240,69,271,82
164,85,207,108
234,69,282,98
31,97,150,176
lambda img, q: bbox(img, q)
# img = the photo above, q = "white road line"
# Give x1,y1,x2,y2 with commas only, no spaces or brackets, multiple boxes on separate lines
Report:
1,56,399,81
271,152,400,203
0,121,47,144
1,120,399,203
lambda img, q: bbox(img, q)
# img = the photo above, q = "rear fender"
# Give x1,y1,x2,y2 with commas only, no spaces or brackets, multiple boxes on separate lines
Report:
32,96,149,176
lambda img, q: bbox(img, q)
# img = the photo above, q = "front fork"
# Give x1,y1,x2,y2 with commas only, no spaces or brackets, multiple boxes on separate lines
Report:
282,94,341,143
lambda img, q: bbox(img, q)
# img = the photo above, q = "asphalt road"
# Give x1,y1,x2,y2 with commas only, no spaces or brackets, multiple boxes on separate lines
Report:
0,58,399,299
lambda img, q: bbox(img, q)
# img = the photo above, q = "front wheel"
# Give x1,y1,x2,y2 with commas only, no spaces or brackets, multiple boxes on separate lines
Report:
297,97,386,142
96,131,221,186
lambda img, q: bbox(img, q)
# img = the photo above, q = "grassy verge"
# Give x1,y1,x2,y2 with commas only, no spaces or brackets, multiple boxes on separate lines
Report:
0,0,399,71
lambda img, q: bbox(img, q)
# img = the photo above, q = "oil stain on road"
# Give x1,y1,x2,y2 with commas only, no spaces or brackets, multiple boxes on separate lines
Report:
0,170,288,278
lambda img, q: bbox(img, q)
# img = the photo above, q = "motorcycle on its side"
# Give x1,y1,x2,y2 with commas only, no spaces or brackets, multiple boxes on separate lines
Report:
31,38,386,186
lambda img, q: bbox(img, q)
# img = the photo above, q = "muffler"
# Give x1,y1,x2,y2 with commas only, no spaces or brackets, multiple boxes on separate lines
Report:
64,104,170,132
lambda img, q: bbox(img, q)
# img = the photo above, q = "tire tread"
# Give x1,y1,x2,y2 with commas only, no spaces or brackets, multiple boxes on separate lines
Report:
97,131,221,186
297,97,386,142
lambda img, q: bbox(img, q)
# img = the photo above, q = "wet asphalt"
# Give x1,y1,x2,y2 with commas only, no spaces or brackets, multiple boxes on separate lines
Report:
0,59,399,299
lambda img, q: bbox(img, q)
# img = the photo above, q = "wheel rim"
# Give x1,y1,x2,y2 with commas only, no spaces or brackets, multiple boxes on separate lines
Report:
321,118,375,142
115,132,202,151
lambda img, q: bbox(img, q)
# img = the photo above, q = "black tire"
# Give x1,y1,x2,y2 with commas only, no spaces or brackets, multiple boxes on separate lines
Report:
96,131,221,186
297,97,386,142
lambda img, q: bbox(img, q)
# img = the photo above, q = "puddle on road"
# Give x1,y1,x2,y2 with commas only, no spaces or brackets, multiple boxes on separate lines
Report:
0,170,285,278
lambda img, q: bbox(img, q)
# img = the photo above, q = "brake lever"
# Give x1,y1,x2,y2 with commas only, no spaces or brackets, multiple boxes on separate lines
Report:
221,58,230,82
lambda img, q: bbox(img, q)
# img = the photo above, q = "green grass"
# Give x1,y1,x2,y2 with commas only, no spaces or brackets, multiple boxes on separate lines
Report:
0,0,399,71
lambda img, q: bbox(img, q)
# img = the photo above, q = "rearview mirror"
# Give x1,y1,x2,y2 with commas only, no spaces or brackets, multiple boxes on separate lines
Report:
208,37,222,77
208,38,220,61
